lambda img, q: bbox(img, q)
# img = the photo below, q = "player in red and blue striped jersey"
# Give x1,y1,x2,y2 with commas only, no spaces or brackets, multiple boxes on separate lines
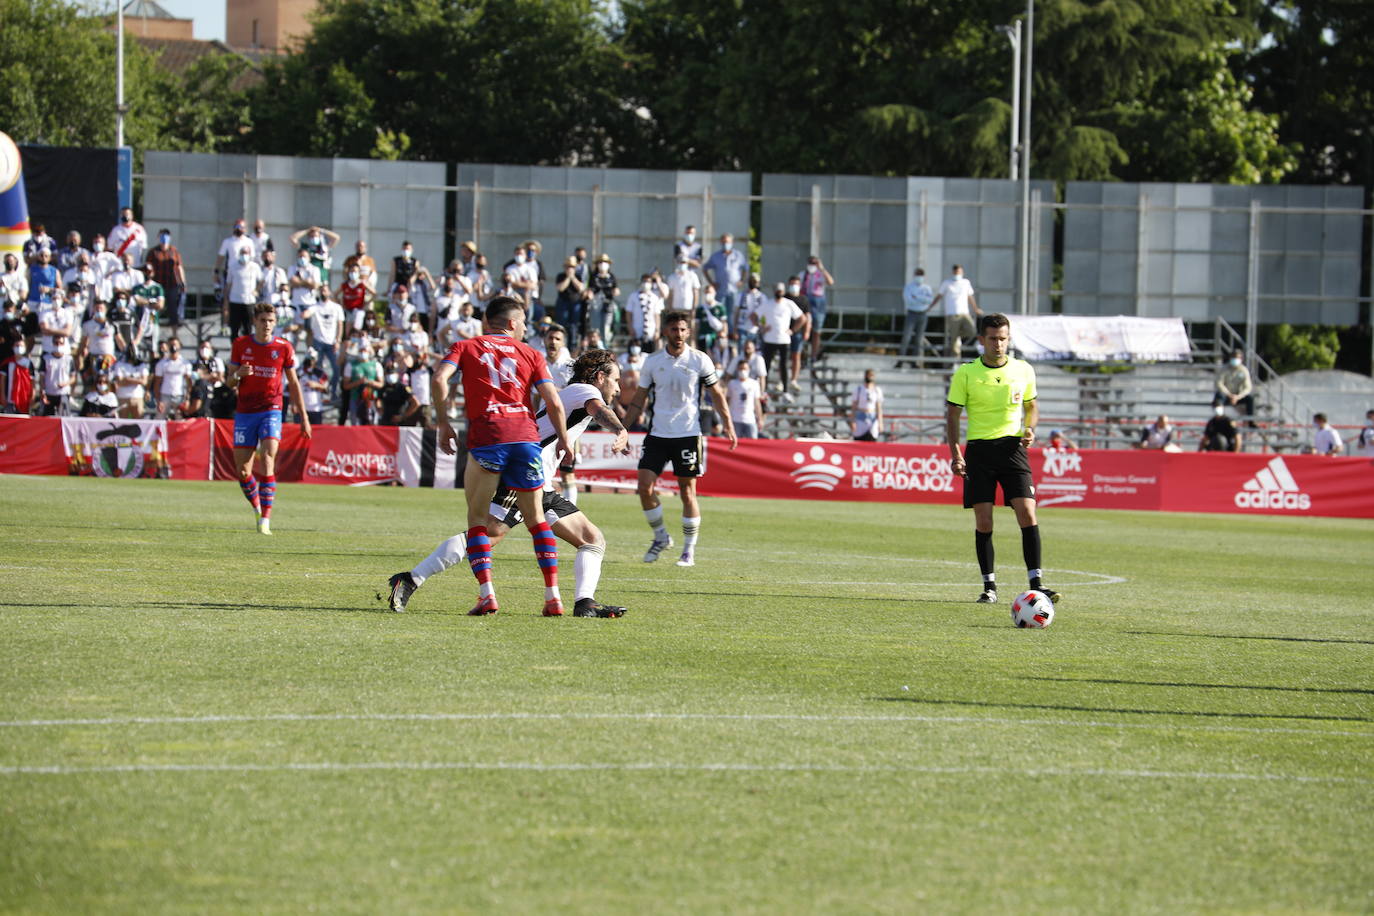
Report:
228,302,311,535
431,295,572,616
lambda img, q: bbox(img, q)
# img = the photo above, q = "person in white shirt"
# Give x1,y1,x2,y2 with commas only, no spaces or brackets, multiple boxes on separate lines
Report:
626,275,665,350
225,246,264,338
259,249,290,311
154,339,193,417
622,309,738,568
215,219,250,280
899,267,936,367
740,337,768,392
302,289,346,401
298,353,329,424
404,312,430,357
109,252,144,299
1312,413,1344,456
438,299,482,349
1356,409,1374,456
666,257,701,314
753,283,802,398
503,244,539,310
726,358,764,439
107,207,147,267
77,301,125,379
289,247,322,315
735,274,765,349
851,368,884,441
1135,415,1177,451
544,325,574,388
81,373,119,417
62,254,98,308
930,264,981,357
111,348,149,418
2,253,29,309
38,296,76,359
89,235,120,302
38,339,75,416
387,286,416,340
249,220,273,261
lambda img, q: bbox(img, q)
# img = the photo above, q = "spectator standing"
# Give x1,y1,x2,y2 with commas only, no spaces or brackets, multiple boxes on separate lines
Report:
404,311,430,357
22,224,56,265
626,275,665,352
342,240,377,293
144,229,187,334
56,231,90,276
525,240,548,320
111,347,149,418
1199,406,1240,452
2,253,28,311
27,248,58,308
754,283,802,399
389,241,420,295
702,233,748,328
741,337,768,393
586,254,619,346
225,246,264,339
930,264,981,358
298,354,328,425
1212,349,1254,417
735,273,765,349
386,285,416,341
343,339,383,425
785,276,812,396
249,220,274,261
131,273,164,355
799,255,834,361
81,373,118,417
77,300,125,383
554,256,585,334
62,254,98,310
289,247,322,319
154,339,193,418
503,244,539,316
338,264,372,332
1,341,34,413
37,338,75,416
851,368,883,441
696,284,729,365
1136,415,1176,450
215,219,250,282
379,362,420,426
290,225,340,286
1356,409,1374,456
108,207,148,267
467,250,492,308
667,256,702,315
899,267,935,367
89,234,120,303
109,252,144,300
38,290,76,360
409,351,433,429
302,290,345,401
673,225,703,270
1312,413,1344,455
726,358,764,439
1,295,25,361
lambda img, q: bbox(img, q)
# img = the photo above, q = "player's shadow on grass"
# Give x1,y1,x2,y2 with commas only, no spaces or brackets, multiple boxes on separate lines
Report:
131,600,388,614
1032,676,1374,697
1124,629,1374,647
615,587,951,604
870,695,1373,723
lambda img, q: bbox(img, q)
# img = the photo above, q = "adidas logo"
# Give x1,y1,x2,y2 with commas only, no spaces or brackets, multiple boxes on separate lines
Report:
790,444,846,492
1233,457,1311,511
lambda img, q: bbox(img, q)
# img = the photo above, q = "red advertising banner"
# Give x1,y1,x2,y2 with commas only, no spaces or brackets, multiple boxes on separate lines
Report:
2,417,1371,518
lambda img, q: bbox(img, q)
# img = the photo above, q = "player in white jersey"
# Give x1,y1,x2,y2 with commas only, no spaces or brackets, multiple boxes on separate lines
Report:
385,349,633,618
622,310,737,567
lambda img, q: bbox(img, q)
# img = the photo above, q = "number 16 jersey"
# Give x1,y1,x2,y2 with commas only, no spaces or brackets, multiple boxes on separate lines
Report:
441,333,552,449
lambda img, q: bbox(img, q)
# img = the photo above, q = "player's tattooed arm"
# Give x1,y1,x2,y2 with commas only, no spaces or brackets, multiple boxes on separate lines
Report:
588,398,630,454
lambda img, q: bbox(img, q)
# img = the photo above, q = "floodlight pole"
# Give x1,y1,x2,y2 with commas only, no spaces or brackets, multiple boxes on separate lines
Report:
997,21,1022,181
1018,0,1034,314
116,0,126,148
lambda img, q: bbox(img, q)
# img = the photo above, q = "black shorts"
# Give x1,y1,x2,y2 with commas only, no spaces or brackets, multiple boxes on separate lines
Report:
963,436,1035,508
492,488,581,528
638,434,705,478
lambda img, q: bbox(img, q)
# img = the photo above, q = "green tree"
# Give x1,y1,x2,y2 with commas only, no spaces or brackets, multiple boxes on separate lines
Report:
245,0,636,164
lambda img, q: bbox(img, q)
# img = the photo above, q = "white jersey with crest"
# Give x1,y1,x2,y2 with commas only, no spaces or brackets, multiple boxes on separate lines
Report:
531,382,601,492
639,346,719,438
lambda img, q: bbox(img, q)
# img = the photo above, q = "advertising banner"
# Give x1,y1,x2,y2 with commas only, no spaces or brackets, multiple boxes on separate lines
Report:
300,425,399,486
1012,315,1191,362
60,416,169,478
0,416,66,475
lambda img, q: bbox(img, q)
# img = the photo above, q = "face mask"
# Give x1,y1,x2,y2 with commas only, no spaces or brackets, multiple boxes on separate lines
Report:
737,369,747,378
298,257,310,268
14,345,25,356
95,311,107,323
641,283,652,293
676,264,686,273
685,233,695,243
348,270,360,283
722,241,733,252
310,234,322,245
788,284,801,295
239,254,250,265
92,242,104,253
200,347,212,359
515,253,526,265
386,373,400,385
159,233,170,246
597,263,609,274
402,249,413,260
1229,358,1241,367
97,382,109,392
807,264,817,273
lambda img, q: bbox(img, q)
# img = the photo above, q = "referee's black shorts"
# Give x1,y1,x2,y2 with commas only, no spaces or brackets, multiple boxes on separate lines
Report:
963,436,1035,508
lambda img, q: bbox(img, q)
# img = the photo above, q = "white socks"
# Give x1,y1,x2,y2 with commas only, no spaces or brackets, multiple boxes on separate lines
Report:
682,516,701,550
574,543,604,601
644,505,668,540
411,534,467,586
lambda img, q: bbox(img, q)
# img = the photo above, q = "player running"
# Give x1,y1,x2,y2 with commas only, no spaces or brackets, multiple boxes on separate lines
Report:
228,302,312,535
944,312,1060,605
431,295,572,617
622,309,737,568
386,349,632,618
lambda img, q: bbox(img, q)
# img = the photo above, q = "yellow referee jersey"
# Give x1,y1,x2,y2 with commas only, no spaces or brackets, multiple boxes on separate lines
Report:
947,357,1037,440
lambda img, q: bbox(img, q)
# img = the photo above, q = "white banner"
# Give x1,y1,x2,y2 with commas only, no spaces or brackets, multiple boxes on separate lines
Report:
59,416,169,478
1011,315,1191,362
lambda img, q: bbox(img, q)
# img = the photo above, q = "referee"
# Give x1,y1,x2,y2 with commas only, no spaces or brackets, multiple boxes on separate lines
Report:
945,313,1060,605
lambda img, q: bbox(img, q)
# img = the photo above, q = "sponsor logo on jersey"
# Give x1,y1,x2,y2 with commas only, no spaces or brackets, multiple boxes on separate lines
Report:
1234,456,1311,511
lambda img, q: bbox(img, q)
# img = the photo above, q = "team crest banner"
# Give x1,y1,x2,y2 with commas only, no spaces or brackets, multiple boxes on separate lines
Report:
60,417,169,478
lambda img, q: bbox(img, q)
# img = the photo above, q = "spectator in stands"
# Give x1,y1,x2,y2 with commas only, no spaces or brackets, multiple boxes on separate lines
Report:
1199,405,1240,452
153,338,193,418
2,253,28,312
727,358,764,439
432,273,468,334
57,231,89,275
27,247,58,308
343,338,383,425
80,372,117,417
386,285,416,341
343,240,377,293
302,288,345,401
89,233,119,303
703,232,748,331
408,350,433,430
62,254,97,313
586,254,618,347
741,337,767,394
290,225,340,285
468,251,493,309
851,368,883,441
898,267,935,368
1,294,25,361
214,218,249,284
249,219,273,260
194,341,235,420
77,300,125,386
107,289,136,354
225,244,263,339
785,275,811,396
404,311,430,357
555,256,585,335
144,228,187,335
756,283,802,401
108,207,148,266
38,289,76,362
37,335,75,416
1046,429,1076,450
1212,349,1254,417
111,347,148,419
502,244,539,315
930,264,981,358
524,240,547,320
23,223,56,265
259,247,289,310
799,255,834,362
389,241,420,296
626,274,665,354
667,254,702,316
735,273,764,350
289,246,323,326
131,272,164,354
1312,413,1344,456
618,342,645,374
298,353,328,425
1136,415,1176,451
696,283,729,366
1,339,34,413
674,225,703,270
439,298,482,349
1357,409,1374,456
379,360,420,426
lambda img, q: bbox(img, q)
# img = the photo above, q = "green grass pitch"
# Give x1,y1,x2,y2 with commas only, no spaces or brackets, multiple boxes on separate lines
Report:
1,475,1371,913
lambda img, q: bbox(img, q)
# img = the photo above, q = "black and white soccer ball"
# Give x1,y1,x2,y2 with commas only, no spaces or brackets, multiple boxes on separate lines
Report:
1011,590,1054,629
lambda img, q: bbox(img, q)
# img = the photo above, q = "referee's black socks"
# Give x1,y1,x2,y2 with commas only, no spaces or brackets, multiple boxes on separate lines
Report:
975,530,995,588
1021,524,1043,587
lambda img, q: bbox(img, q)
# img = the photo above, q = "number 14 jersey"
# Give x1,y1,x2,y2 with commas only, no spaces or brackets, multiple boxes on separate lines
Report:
441,333,553,448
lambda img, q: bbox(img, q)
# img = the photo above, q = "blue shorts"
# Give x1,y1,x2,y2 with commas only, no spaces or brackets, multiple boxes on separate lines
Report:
807,295,827,329
234,409,282,449
470,441,545,491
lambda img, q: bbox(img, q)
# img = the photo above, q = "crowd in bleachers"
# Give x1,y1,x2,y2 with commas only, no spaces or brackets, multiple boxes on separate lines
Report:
1,215,841,436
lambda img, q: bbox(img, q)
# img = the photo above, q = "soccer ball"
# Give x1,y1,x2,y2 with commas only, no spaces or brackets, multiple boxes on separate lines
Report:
1011,590,1055,629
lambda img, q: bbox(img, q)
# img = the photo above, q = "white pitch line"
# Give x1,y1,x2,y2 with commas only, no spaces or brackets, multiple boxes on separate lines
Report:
0,760,1364,784
0,711,1368,739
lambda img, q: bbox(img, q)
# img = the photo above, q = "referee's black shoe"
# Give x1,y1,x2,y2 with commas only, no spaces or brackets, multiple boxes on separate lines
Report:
976,587,997,604
573,598,627,618
1036,585,1062,604
386,572,417,613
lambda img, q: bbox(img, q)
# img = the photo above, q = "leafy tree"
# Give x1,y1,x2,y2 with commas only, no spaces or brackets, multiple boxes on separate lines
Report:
1259,323,1340,373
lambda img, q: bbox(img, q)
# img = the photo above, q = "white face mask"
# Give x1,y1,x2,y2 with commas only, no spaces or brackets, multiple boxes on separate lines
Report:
722,241,733,252
597,263,609,274
310,234,322,245
685,233,695,243
200,347,212,359
788,284,801,295
641,283,652,293
386,373,400,385
15,344,26,356
348,270,360,283
92,242,104,253
402,249,413,259
1229,358,1241,367
806,264,817,273
239,253,250,265
676,264,686,273
515,253,526,265
298,256,310,267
